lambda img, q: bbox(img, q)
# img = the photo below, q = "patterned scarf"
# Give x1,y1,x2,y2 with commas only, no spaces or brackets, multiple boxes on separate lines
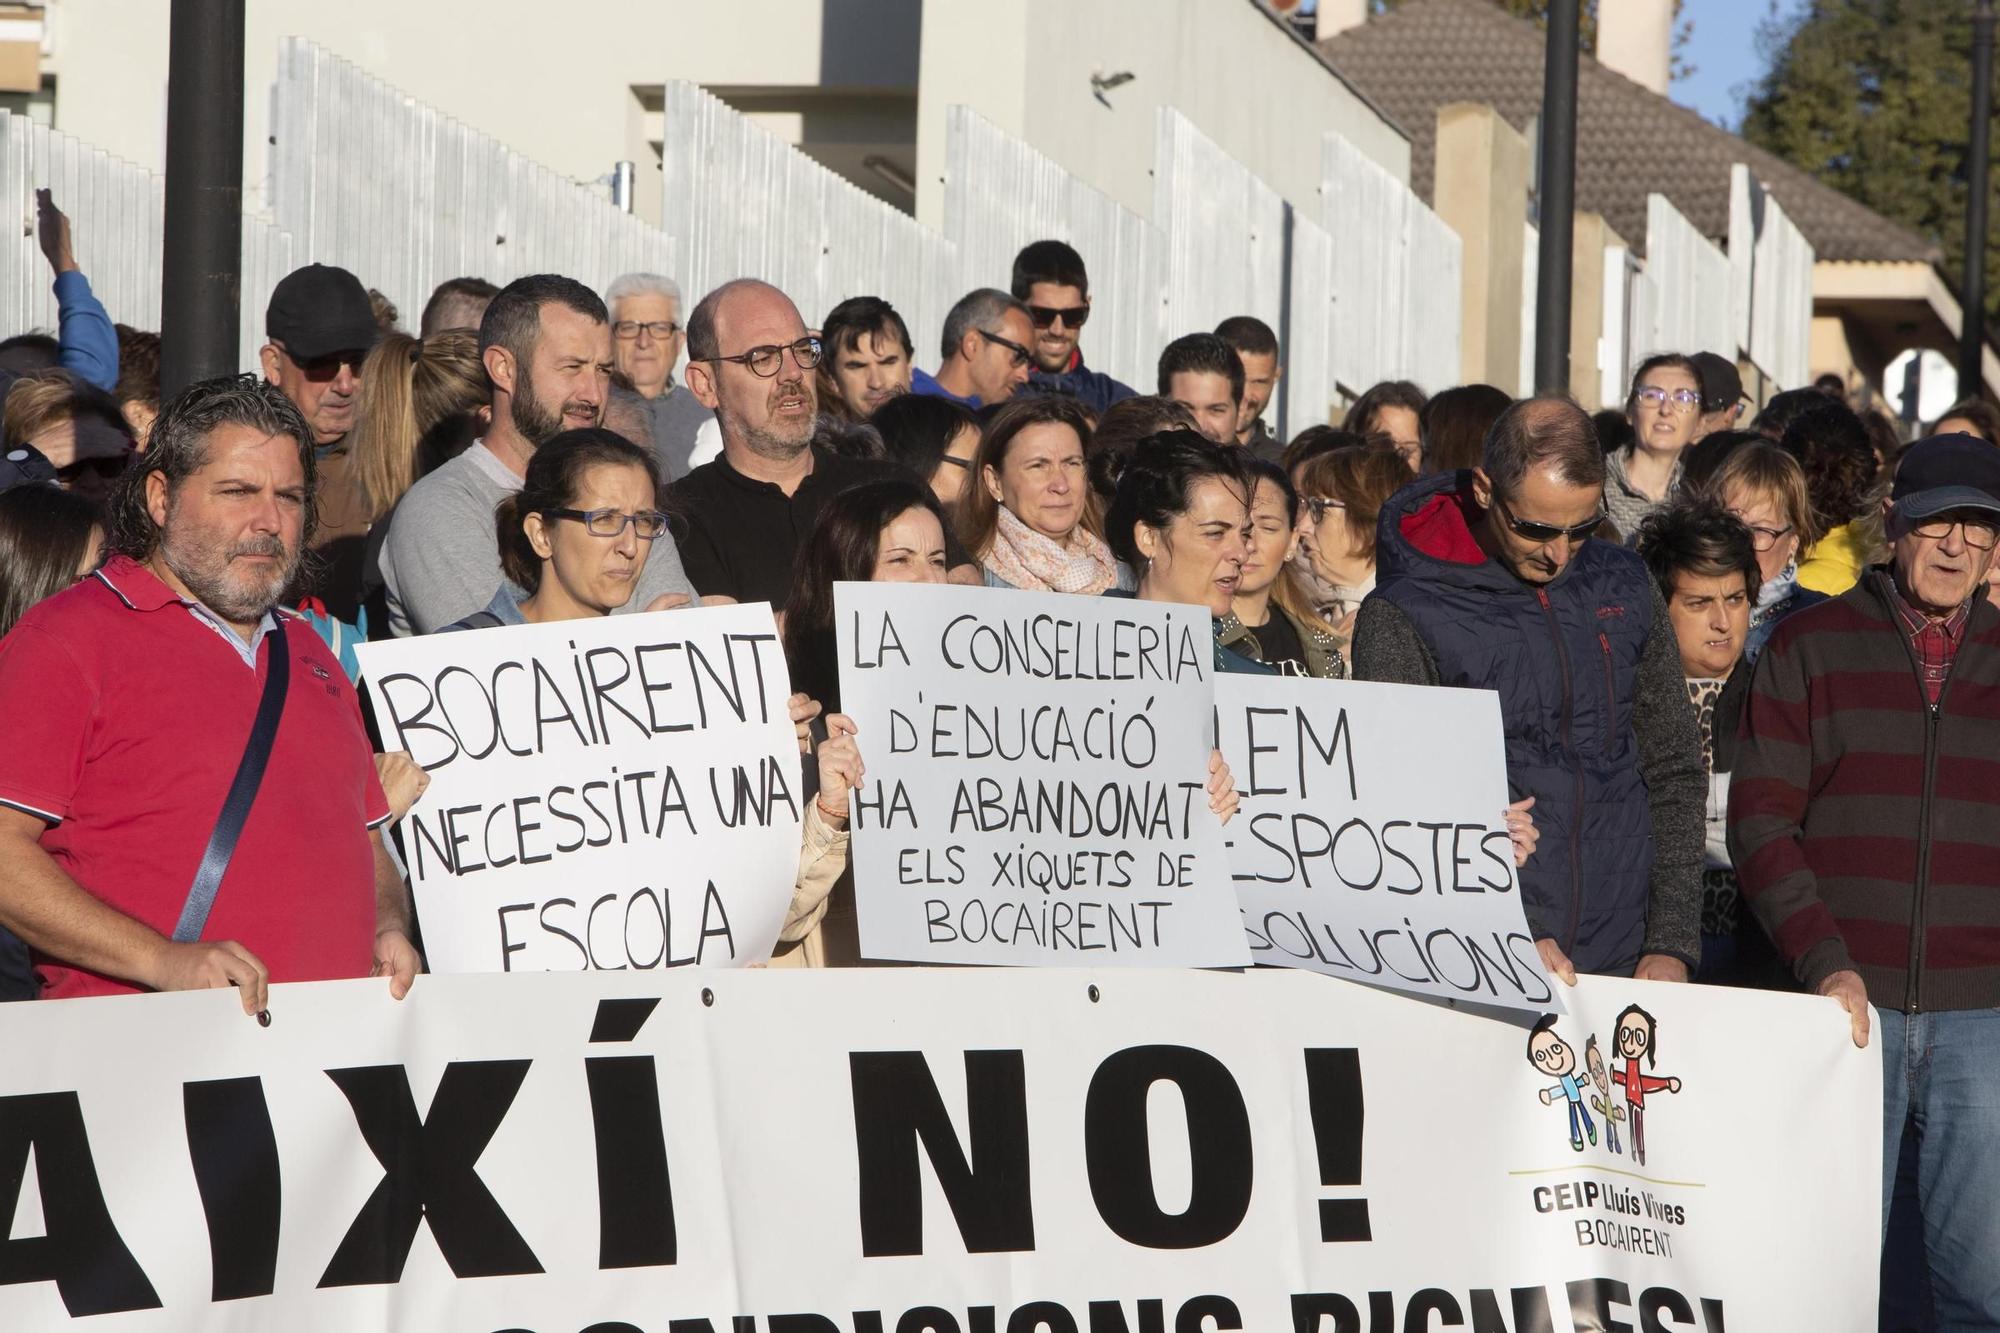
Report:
1750,561,1799,631
983,507,1120,595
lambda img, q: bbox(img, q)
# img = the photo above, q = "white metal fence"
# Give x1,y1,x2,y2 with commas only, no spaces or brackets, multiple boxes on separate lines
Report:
1728,164,1815,392
269,38,677,333
660,80,957,361
1321,133,1462,400
0,110,294,372
1641,193,1734,371
942,106,1165,395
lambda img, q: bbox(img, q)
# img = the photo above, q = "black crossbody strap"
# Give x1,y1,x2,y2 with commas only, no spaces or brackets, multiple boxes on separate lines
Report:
172,628,292,943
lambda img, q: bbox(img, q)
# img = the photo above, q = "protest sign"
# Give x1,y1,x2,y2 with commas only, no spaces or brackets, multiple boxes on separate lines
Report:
0,968,1878,1330
834,582,1248,967
1217,675,1559,1013
355,604,803,973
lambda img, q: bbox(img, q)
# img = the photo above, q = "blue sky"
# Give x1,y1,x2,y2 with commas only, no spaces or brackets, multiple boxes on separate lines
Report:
1669,0,1810,129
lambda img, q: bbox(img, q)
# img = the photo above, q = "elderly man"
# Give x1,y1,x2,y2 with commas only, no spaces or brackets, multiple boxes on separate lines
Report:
670,279,977,607
605,272,713,480
911,288,1034,409
1353,397,1706,986
0,376,418,1012
1731,434,2000,1327
259,262,380,623
379,273,697,635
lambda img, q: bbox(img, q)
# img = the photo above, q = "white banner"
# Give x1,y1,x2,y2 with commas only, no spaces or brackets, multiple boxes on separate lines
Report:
0,970,1878,1330
355,604,803,973
1217,675,1559,1014
834,583,1248,968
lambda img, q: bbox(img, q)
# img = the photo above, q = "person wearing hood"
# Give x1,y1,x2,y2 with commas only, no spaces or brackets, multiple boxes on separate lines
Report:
1350,397,1705,986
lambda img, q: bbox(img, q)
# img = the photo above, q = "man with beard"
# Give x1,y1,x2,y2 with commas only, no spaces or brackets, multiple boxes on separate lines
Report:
378,273,696,634
670,279,977,607
0,376,419,1010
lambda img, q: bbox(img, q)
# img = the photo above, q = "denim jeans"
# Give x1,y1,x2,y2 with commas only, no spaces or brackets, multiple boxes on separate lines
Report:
1878,1007,2000,1330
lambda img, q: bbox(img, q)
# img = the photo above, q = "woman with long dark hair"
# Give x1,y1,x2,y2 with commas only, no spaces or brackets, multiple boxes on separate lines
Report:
1219,458,1344,677
0,484,101,640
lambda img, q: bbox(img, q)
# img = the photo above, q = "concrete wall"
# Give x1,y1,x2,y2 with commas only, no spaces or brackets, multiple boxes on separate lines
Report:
913,0,1409,227
1433,103,1527,394
40,0,922,225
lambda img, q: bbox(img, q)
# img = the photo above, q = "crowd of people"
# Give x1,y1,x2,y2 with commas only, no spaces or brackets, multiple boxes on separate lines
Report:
0,198,1994,1324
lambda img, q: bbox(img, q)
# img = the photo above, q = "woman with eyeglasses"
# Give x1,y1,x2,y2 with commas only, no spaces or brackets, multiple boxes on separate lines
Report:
1219,458,1345,677
1703,441,1826,665
870,393,981,507
1288,442,1410,663
1606,354,1705,541
957,396,1128,595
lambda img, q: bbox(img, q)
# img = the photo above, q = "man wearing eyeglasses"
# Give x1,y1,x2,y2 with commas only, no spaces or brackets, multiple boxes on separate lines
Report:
1730,435,2000,1325
604,272,713,480
672,279,979,608
912,289,1036,409
1007,240,1134,415
260,263,380,624
1353,397,1706,990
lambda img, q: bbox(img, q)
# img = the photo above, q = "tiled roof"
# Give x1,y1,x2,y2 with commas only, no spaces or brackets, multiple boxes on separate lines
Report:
1318,0,1939,264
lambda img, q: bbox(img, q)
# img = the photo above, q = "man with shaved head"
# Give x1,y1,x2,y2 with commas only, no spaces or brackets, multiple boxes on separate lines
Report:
670,280,977,607
1351,397,1705,988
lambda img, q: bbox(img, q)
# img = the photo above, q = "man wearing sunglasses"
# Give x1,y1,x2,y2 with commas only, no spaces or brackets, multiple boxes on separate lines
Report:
1730,436,2000,1323
1353,397,1706,992
1008,240,1134,415
260,264,380,624
912,288,1035,410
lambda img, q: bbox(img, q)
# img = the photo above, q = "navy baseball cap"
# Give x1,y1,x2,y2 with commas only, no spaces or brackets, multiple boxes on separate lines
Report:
0,444,57,491
1891,433,2000,520
265,263,379,361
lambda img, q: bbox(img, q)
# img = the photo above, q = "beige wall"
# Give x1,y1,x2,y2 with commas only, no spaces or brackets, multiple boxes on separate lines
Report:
912,0,1410,226
40,0,922,226
1434,103,1527,394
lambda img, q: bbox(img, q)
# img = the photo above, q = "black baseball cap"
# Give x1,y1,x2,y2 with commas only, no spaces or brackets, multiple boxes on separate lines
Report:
265,263,379,361
1891,433,2000,520
0,444,56,491
1690,352,1742,414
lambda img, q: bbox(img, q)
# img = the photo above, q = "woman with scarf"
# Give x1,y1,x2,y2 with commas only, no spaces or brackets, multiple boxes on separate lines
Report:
1288,442,1409,667
957,395,1132,596
1702,441,1825,665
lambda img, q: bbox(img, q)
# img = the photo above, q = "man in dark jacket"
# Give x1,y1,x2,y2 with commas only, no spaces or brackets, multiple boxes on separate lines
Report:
1010,240,1134,415
1351,397,1704,984
1730,435,2000,1326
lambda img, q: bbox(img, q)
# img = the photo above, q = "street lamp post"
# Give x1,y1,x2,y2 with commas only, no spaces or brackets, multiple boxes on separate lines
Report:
1534,0,1581,396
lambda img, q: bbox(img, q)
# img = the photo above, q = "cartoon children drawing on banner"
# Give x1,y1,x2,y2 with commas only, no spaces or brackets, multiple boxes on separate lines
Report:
1585,1034,1626,1156
1527,1015,1595,1151
1610,1004,1680,1165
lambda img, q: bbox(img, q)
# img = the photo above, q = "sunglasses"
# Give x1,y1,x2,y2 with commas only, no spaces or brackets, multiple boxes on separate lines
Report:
1026,304,1089,330
57,454,130,485
1494,493,1603,545
976,328,1034,369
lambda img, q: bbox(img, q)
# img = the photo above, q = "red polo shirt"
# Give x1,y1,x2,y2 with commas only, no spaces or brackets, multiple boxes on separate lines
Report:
0,556,389,999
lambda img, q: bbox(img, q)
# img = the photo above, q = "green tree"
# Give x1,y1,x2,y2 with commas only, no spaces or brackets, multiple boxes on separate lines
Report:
1741,2,1996,319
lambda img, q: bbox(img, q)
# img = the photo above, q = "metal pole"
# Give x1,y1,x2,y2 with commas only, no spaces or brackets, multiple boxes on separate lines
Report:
1961,0,1996,398
159,0,245,396
1277,200,1295,443
1534,0,1580,396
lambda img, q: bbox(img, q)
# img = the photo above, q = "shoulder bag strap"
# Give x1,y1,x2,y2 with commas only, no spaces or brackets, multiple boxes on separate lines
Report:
172,627,292,943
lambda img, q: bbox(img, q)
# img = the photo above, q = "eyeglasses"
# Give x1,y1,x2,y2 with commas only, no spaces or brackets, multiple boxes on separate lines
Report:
936,455,971,471
275,342,365,383
1494,493,1603,545
1739,522,1793,552
56,454,130,485
1912,515,2000,549
544,507,671,540
1634,386,1702,413
708,336,823,378
976,328,1033,369
613,320,679,341
1026,304,1090,330
1303,496,1347,523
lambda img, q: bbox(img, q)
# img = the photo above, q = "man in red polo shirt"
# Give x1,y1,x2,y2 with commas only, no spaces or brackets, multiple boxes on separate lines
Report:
0,375,419,1013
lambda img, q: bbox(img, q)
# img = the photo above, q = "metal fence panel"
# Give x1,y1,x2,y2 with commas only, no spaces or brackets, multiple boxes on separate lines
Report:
1153,107,1287,356
1286,213,1337,432
1641,193,1734,372
941,105,1165,395
269,38,678,335
1321,132,1461,401
1729,164,1815,392
660,80,955,362
0,109,292,371
1520,222,1539,396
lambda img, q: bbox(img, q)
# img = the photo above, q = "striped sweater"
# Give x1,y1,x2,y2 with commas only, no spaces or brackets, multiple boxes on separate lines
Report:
1728,569,2000,1013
